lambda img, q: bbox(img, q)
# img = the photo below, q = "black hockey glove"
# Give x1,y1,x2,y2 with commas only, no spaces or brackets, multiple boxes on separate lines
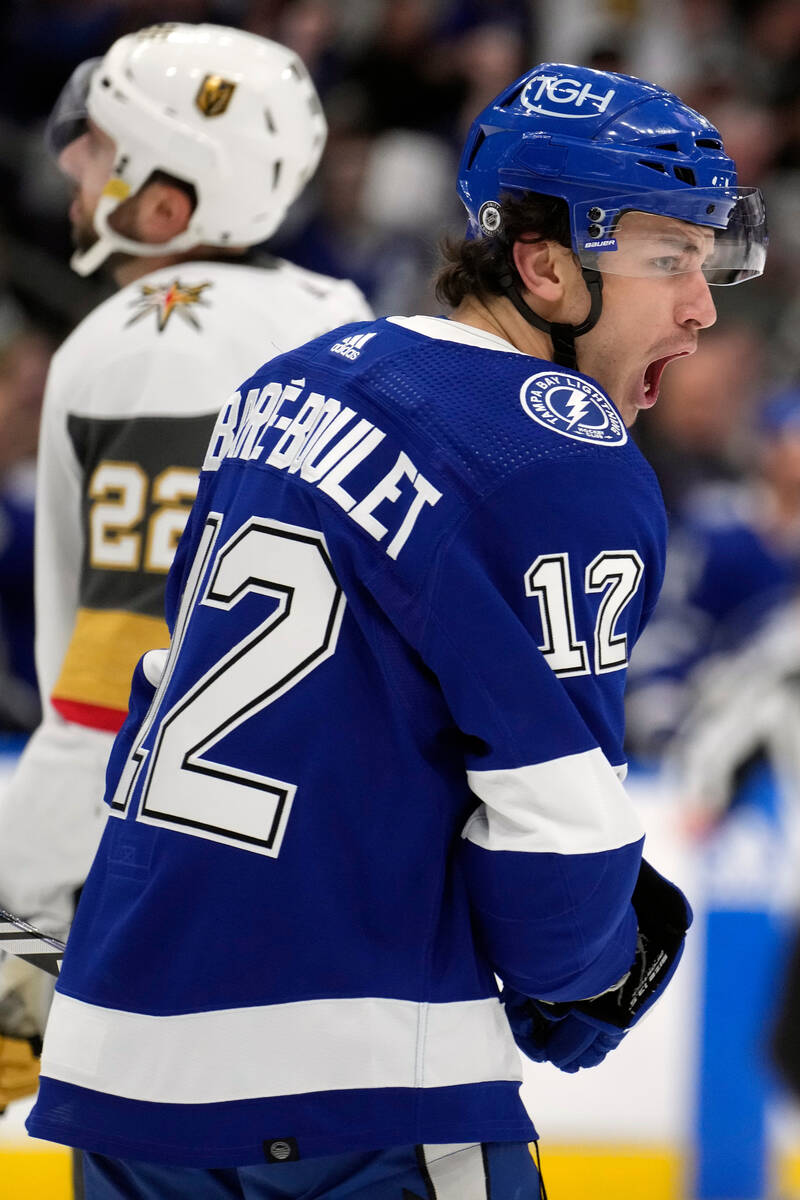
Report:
503,858,692,1073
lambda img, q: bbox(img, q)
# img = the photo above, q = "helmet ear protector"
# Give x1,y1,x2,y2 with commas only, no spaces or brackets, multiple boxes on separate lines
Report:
47,23,328,276
458,64,767,367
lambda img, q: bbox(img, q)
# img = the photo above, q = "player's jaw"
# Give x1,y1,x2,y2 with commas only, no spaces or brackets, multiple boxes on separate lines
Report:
58,121,118,255
67,193,99,253
576,271,715,427
575,311,696,426
610,342,696,427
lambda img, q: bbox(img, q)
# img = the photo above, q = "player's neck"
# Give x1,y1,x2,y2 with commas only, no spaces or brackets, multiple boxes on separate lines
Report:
112,253,196,289
111,245,245,288
448,293,554,360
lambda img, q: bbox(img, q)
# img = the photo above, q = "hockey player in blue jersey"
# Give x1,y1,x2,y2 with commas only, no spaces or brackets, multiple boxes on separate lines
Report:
27,64,767,1199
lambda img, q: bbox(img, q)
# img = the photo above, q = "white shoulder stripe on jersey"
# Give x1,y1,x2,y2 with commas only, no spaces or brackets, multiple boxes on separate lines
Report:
41,993,521,1106
463,746,644,856
387,315,518,354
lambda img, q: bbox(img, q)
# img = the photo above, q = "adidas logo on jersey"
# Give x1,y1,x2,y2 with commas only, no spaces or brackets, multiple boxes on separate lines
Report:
330,331,376,361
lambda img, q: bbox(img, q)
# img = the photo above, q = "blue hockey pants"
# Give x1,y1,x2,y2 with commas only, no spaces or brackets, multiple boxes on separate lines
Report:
83,1140,543,1199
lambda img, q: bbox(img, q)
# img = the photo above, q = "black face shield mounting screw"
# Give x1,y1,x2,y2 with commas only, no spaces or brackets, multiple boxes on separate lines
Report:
588,224,602,238
588,207,603,221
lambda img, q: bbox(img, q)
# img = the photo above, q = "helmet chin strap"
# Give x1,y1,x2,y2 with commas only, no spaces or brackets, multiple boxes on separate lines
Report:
498,266,604,371
70,185,201,277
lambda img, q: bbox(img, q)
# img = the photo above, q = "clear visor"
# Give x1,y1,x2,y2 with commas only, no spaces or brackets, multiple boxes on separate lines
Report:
45,57,101,158
574,187,767,285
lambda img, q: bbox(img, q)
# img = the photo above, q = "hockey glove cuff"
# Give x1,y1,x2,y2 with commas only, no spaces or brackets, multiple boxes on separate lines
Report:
503,858,692,1072
0,953,49,1110
502,987,627,1072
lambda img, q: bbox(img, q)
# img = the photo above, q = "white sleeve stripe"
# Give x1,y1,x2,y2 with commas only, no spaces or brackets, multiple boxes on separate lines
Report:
463,747,644,855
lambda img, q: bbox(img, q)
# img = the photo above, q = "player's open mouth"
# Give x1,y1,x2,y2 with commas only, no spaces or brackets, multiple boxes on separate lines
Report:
641,352,691,405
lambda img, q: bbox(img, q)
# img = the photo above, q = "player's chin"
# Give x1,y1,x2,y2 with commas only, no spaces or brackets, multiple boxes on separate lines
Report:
616,385,644,429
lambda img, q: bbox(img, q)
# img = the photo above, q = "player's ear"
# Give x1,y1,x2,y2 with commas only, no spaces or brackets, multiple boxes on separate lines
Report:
133,178,193,245
512,238,577,305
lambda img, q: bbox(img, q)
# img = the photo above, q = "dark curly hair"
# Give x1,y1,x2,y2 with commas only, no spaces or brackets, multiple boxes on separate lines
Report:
435,191,572,308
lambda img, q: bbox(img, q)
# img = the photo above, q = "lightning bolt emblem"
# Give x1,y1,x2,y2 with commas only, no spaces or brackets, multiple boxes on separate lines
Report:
564,388,592,429
521,372,626,446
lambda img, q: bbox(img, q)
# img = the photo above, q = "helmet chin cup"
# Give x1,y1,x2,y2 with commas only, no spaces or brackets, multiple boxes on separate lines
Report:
69,184,201,277
70,238,112,278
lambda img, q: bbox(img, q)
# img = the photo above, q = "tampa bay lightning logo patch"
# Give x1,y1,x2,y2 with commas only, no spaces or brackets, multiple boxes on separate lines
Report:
520,371,627,446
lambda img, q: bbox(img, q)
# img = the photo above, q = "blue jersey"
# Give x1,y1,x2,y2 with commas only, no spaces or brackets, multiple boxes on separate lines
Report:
29,316,667,1166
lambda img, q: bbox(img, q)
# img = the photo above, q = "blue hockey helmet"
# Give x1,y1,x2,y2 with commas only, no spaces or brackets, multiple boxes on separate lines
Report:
458,63,766,287
456,64,766,368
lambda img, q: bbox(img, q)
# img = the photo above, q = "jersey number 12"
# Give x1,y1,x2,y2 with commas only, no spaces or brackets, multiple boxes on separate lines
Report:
110,513,346,857
526,550,644,677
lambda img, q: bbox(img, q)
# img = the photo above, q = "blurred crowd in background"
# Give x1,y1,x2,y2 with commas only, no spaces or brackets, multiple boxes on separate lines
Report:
0,0,799,768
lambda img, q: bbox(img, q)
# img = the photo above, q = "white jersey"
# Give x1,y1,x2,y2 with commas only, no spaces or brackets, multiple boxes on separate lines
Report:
0,256,371,933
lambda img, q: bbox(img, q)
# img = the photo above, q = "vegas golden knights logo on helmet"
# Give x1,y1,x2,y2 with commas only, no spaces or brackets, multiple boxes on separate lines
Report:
195,74,236,117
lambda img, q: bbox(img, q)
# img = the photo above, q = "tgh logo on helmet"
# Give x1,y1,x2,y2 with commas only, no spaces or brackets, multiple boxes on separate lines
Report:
521,73,616,119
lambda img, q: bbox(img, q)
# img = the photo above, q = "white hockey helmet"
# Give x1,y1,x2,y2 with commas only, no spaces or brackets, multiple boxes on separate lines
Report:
46,23,328,276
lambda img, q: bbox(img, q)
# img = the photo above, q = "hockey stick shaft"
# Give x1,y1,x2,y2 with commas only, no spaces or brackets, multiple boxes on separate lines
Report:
0,908,65,977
